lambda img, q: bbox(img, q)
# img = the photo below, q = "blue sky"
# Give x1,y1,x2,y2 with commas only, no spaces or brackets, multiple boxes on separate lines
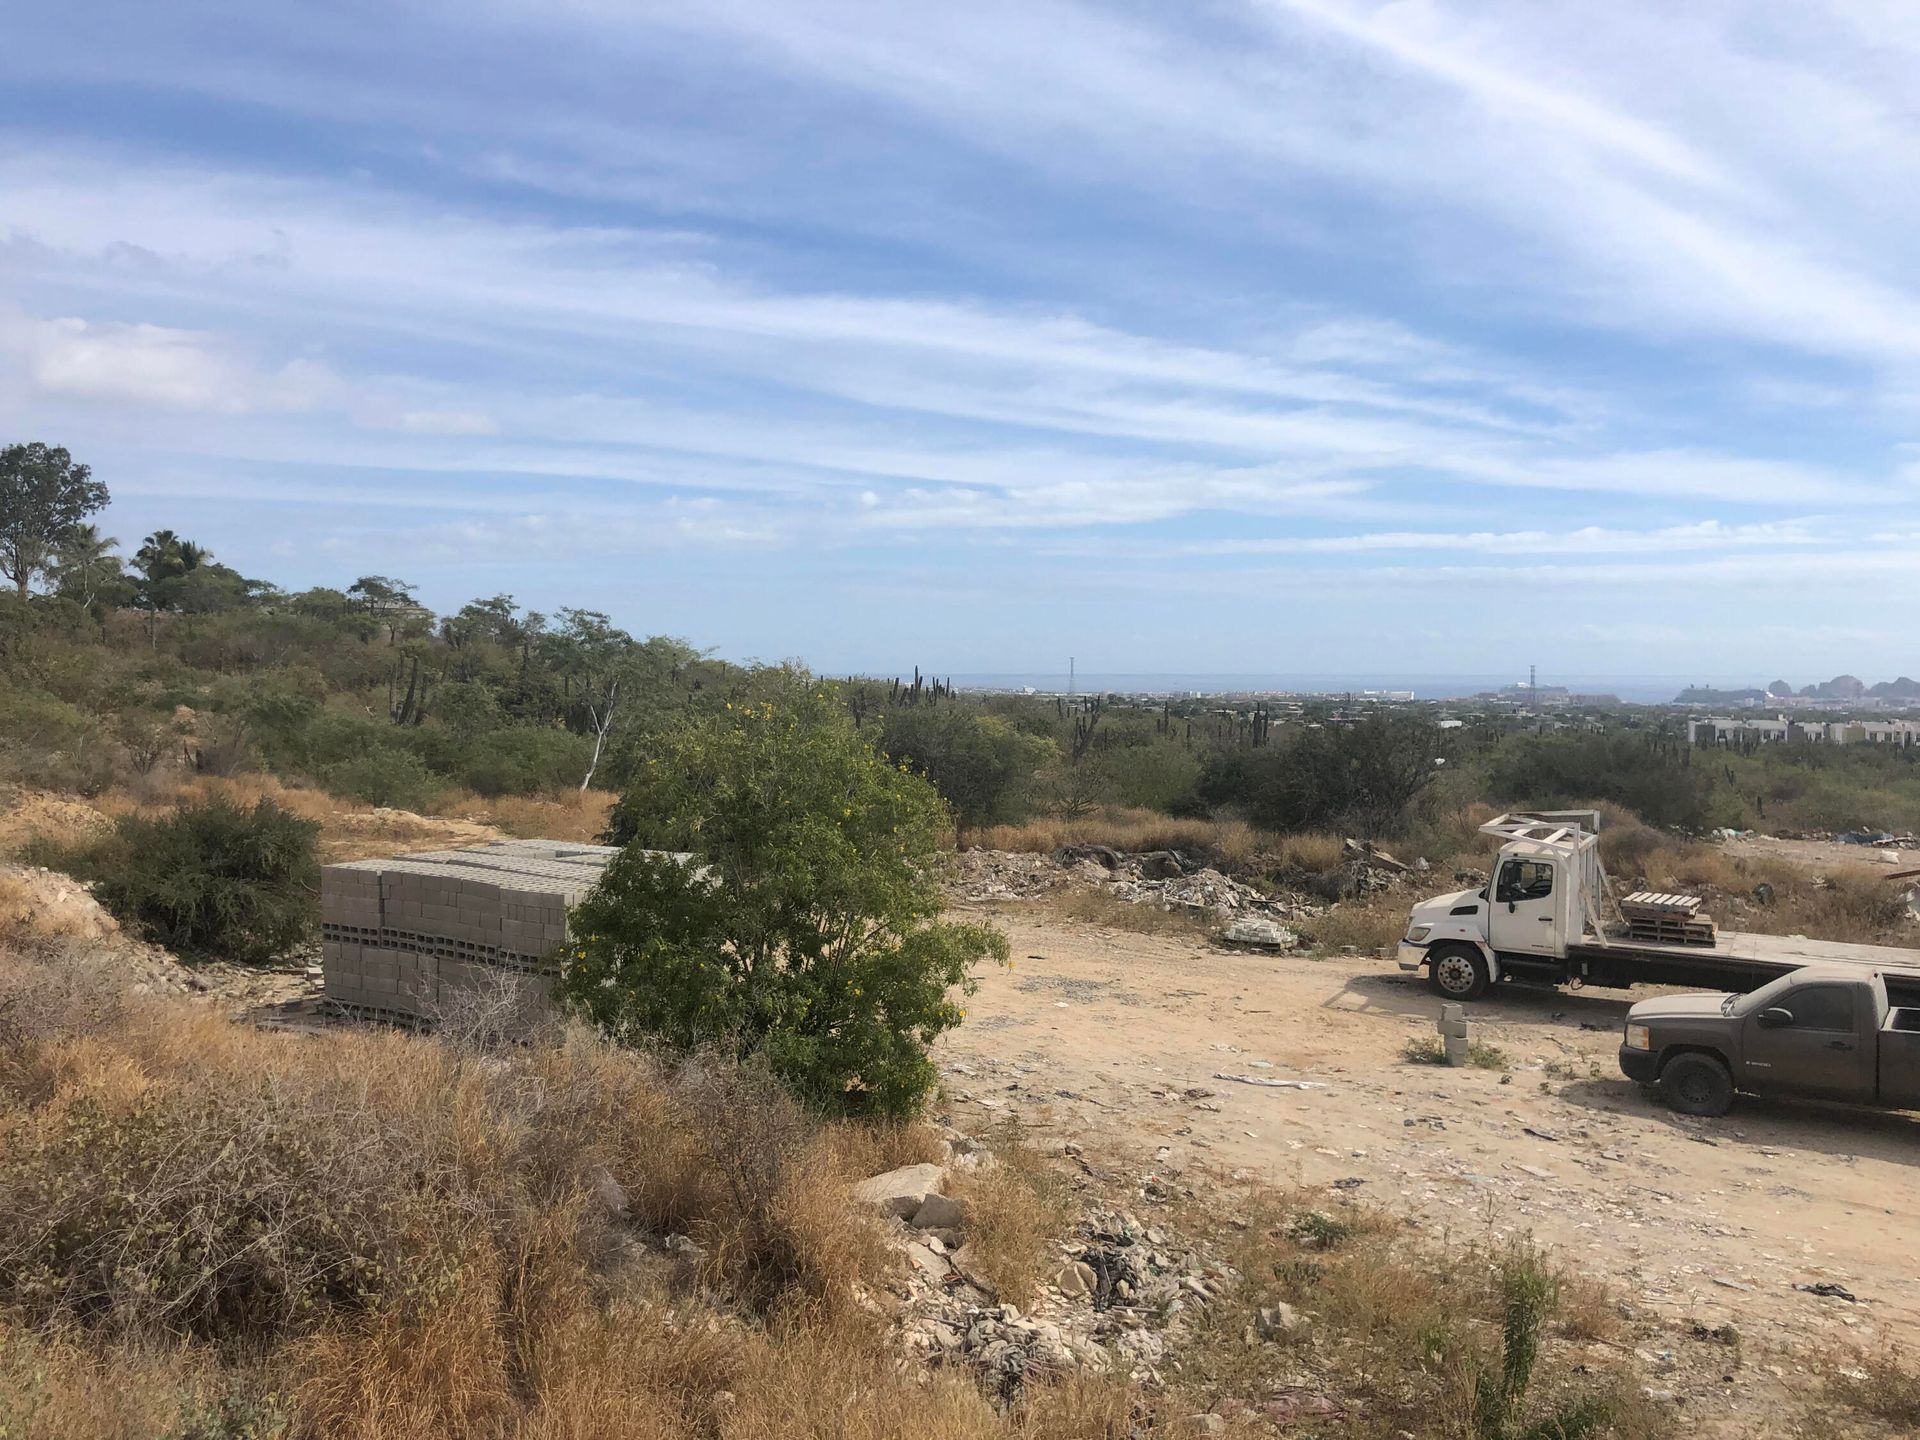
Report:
3,1,1918,681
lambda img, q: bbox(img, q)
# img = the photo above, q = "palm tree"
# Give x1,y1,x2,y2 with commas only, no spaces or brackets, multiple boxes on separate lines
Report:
135,530,211,584
51,523,119,607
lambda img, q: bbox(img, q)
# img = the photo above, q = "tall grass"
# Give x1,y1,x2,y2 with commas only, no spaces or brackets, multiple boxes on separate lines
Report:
0,950,1139,1440
971,808,1263,865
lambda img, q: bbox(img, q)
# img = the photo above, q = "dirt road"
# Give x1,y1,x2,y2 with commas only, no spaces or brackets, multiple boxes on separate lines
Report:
939,904,1920,1429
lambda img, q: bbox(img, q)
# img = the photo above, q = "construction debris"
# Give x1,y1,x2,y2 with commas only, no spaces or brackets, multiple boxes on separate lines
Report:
947,847,1317,940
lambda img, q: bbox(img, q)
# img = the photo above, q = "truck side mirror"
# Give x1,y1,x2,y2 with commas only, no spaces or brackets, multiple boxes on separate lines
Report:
1757,1007,1793,1029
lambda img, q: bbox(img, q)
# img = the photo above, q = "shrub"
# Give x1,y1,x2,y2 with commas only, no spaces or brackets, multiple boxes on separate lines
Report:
878,706,1054,831
574,685,1007,1118
319,748,438,811
48,798,317,962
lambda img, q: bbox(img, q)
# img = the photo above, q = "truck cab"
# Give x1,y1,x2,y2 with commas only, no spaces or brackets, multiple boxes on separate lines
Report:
1618,966,1920,1116
1398,812,1604,1000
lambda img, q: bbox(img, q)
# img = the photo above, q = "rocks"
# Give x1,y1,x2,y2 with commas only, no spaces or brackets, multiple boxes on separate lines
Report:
946,847,1319,933
890,1200,1229,1393
853,1163,949,1219
912,1191,970,1231
1053,1260,1096,1298
1255,1301,1308,1341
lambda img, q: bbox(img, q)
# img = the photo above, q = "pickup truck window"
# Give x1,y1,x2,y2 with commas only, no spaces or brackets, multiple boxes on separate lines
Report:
1496,859,1553,903
1774,985,1854,1032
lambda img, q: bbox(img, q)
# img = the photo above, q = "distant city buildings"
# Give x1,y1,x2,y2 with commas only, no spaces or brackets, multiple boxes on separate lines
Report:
1687,716,1920,747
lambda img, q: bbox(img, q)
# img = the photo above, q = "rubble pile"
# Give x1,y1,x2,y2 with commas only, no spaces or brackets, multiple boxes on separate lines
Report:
947,845,1317,945
862,1134,1237,1392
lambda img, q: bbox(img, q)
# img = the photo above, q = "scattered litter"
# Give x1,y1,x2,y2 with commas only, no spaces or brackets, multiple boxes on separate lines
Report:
1213,1073,1326,1090
1795,1282,1859,1302
1330,1177,1366,1190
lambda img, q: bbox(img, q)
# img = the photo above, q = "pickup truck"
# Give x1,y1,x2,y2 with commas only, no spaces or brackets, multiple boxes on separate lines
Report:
1618,965,1920,1116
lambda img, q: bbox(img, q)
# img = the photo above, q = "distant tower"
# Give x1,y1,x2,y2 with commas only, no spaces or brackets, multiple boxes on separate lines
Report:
1530,663,1538,710
1069,656,1076,699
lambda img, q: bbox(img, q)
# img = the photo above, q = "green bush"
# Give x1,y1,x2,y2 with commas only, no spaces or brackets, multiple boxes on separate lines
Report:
319,748,439,811
449,726,593,797
53,799,318,963
571,685,1007,1118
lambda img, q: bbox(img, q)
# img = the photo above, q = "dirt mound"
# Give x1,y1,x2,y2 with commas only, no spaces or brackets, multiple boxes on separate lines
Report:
318,806,503,861
0,863,121,942
0,789,115,857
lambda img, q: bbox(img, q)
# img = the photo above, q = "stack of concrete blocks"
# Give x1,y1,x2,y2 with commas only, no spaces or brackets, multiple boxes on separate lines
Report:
1438,1001,1471,1066
319,838,625,1022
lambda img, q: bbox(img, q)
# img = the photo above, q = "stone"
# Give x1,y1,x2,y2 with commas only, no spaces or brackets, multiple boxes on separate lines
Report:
587,1164,629,1219
852,1162,947,1219
1188,1416,1227,1435
1256,1301,1307,1340
911,1191,970,1231
1054,1260,1097,1298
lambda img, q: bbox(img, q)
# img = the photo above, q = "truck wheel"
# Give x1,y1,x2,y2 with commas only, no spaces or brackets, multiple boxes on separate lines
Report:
1658,1053,1733,1117
1428,946,1489,1001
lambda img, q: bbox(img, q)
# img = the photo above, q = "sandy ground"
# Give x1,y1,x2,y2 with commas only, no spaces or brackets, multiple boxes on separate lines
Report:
939,904,1920,1434
1722,832,1920,874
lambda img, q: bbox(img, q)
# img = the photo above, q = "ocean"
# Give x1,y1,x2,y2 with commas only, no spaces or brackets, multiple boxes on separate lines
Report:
942,674,1731,705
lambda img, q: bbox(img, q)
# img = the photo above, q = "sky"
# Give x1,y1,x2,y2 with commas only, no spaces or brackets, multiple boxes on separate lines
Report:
3,1,1920,683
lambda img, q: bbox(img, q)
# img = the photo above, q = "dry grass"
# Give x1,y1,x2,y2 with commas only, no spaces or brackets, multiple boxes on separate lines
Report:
1172,1188,1661,1440
1828,1348,1920,1431
431,786,617,842
0,949,1150,1440
1400,1034,1510,1071
973,808,1263,866
1026,888,1213,940
945,1121,1077,1305
1267,830,1346,874
1300,890,1408,956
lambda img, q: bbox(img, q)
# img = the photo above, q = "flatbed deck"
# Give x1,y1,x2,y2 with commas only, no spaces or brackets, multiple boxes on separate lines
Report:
1566,929,1920,995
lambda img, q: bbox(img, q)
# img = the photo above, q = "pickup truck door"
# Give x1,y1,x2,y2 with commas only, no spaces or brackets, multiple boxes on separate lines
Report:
1487,857,1558,957
1738,983,1876,1102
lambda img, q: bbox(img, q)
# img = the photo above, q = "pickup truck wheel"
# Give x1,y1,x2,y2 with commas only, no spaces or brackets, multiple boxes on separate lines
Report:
1658,1053,1733,1117
1428,946,1489,1001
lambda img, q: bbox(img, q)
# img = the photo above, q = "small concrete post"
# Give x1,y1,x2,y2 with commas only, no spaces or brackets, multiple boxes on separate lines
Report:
1439,1002,1470,1067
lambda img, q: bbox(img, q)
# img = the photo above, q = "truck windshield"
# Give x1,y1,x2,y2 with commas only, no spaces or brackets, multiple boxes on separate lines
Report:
1727,973,1798,1017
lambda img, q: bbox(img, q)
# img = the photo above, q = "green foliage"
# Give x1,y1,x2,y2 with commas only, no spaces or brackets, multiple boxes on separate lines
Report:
878,704,1054,830
571,686,1007,1117
1200,713,1444,836
448,725,593,797
320,747,440,811
0,441,108,601
1484,731,1713,831
53,799,318,963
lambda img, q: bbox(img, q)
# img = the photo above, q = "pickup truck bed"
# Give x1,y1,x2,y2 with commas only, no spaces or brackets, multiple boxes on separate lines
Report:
1879,1011,1920,1109
1565,929,1920,1001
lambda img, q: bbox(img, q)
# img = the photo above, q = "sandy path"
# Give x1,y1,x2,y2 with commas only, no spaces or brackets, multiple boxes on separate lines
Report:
938,905,1920,1430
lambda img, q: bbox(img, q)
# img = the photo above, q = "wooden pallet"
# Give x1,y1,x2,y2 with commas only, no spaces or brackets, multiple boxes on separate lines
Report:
1626,915,1718,946
1621,891,1702,919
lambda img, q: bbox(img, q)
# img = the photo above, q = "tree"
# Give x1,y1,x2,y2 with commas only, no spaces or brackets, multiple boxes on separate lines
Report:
0,442,108,600
135,529,208,586
879,705,1054,831
347,575,424,645
1200,712,1443,835
48,523,121,609
547,607,637,790
566,685,1007,1117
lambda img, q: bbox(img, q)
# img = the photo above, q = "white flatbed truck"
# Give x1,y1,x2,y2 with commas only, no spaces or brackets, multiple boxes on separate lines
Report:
1396,811,1920,1003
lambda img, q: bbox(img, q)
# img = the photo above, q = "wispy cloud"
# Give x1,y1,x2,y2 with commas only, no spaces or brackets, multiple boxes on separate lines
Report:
1,2,1914,670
